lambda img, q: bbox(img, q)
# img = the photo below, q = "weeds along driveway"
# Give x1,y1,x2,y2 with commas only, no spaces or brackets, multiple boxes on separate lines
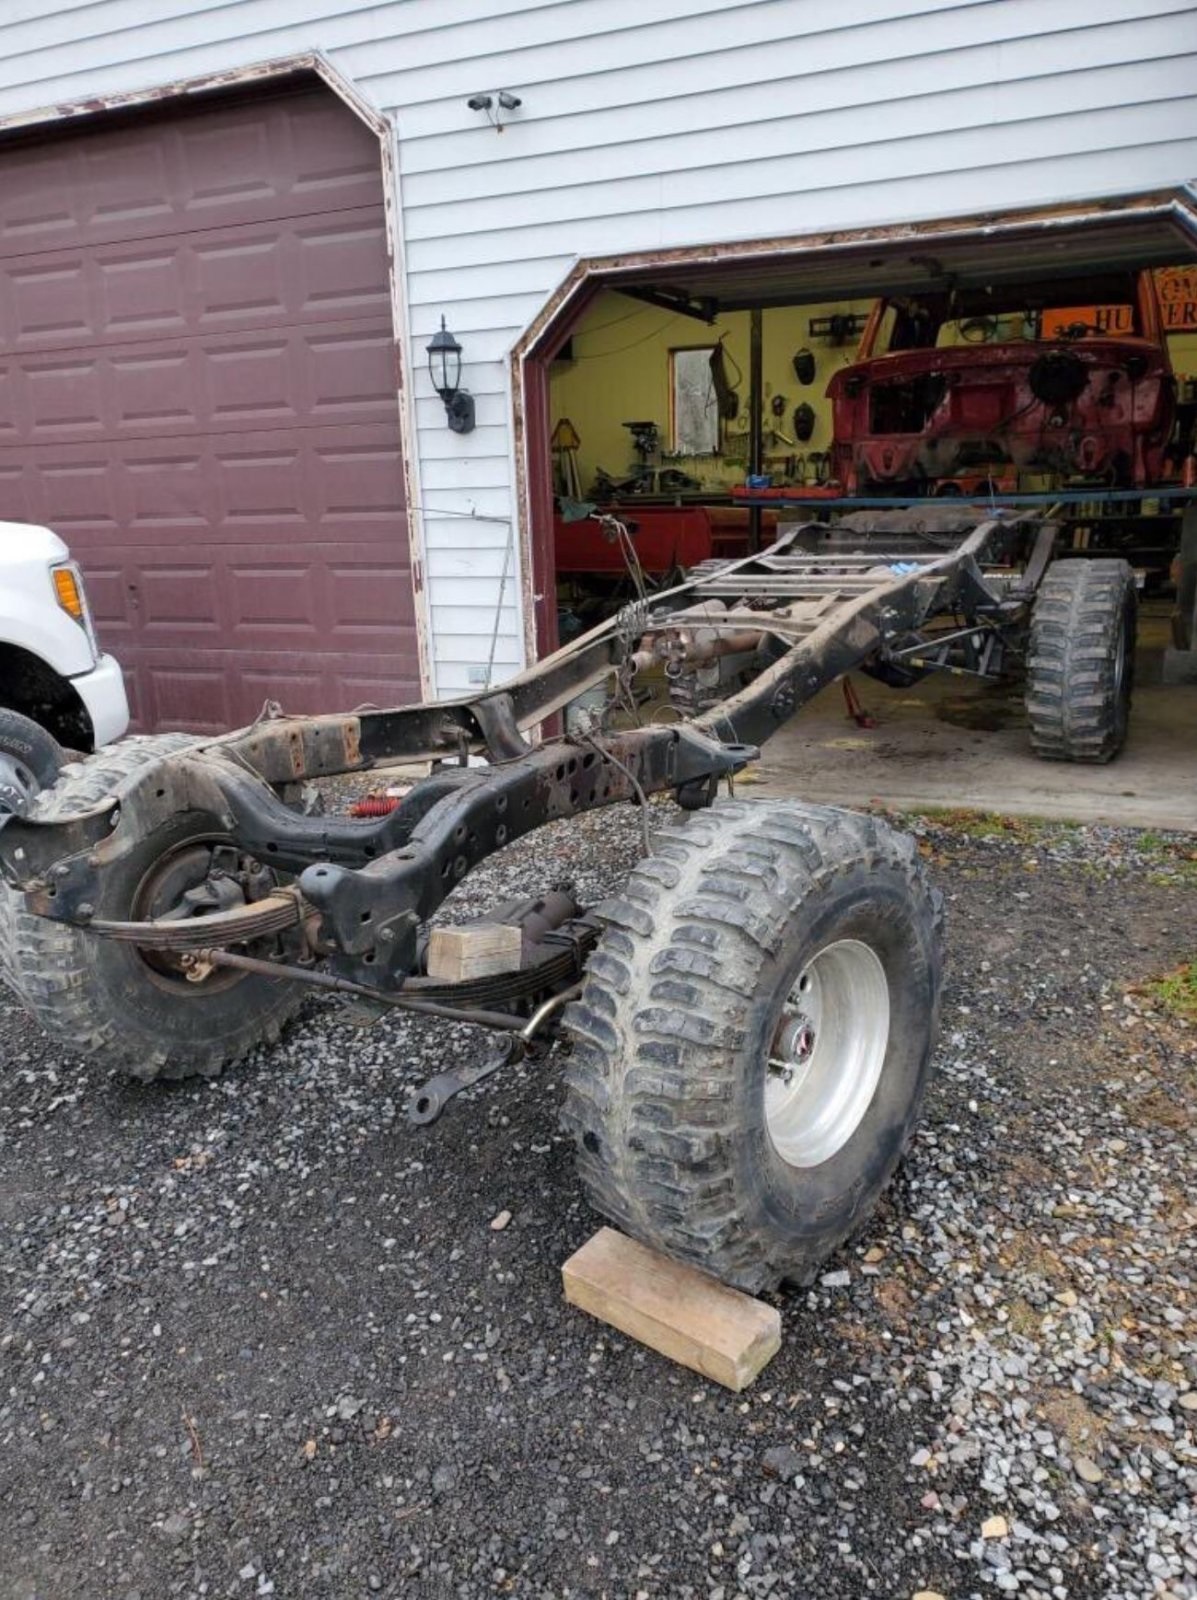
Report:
0,804,1194,1600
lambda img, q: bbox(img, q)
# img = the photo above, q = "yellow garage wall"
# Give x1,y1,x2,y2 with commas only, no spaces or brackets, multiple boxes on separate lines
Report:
550,288,1197,496
549,292,875,494
1170,330,1197,382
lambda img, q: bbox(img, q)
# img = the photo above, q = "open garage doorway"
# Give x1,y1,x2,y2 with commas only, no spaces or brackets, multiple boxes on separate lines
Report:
515,190,1197,830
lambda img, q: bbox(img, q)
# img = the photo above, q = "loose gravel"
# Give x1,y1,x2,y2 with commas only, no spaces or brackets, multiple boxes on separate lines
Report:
1,797,1194,1600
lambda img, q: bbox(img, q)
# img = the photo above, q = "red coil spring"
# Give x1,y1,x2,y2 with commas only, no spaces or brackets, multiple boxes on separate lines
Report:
348,794,402,818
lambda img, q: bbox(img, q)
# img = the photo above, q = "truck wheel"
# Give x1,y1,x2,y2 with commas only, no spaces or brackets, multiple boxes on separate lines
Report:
0,708,63,816
0,735,302,1081
561,799,944,1293
1170,506,1197,652
1025,558,1136,763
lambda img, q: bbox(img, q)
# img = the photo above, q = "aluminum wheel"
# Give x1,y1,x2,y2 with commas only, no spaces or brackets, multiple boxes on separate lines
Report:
765,938,891,1168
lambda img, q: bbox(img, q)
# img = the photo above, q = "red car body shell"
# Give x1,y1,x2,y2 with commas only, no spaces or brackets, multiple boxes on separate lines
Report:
828,278,1176,493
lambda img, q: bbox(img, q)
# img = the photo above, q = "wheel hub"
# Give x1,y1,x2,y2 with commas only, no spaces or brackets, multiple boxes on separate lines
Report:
0,750,39,818
771,1013,818,1088
765,938,891,1169
132,841,256,992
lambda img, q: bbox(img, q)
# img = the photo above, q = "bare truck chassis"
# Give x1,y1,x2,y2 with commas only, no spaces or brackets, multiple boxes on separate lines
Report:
0,510,1137,1291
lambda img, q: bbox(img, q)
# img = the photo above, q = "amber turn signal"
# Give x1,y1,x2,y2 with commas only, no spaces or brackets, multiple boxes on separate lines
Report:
52,564,85,622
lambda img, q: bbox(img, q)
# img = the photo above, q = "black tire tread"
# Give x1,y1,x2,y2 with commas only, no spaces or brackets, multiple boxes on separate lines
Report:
1025,558,1135,764
561,797,943,1292
0,707,64,791
1171,506,1197,652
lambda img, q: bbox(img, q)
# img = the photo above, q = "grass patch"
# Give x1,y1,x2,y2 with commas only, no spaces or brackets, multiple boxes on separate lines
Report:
1141,961,1197,1023
901,806,1051,841
1006,1298,1043,1338
1128,833,1197,887
1147,862,1197,889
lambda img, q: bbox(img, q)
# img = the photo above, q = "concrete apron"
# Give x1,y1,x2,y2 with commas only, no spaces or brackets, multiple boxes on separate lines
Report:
743,607,1197,834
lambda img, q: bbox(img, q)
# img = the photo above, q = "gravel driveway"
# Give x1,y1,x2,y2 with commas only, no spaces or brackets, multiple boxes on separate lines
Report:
1,800,1194,1600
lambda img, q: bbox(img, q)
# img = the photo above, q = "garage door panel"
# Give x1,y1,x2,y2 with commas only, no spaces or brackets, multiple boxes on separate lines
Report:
133,646,421,727
85,135,175,237
190,231,307,329
236,666,424,722
327,562,418,631
336,669,422,711
66,538,413,672
315,440,408,520
0,209,392,357
34,458,122,534
112,349,198,432
204,338,302,430
1,426,406,540
0,96,386,258
227,563,326,634
0,87,416,735
97,249,191,344
25,354,106,435
0,369,15,442
293,217,392,317
0,320,398,447
87,552,412,653
221,448,308,527
4,257,92,348
124,452,210,532
137,565,223,633
79,565,130,635
237,669,327,713
307,328,400,421
175,116,277,218
146,664,231,734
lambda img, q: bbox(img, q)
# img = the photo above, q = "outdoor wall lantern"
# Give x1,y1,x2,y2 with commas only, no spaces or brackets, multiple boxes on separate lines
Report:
426,317,476,434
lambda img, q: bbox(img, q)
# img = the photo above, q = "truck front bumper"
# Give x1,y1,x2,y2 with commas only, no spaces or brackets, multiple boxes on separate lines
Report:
71,653,130,749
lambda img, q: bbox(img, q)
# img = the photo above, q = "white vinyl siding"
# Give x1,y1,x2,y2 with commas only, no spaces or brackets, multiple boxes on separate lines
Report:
2,0,1197,693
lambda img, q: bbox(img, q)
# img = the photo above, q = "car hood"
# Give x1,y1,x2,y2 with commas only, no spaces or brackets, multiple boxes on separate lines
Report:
0,521,71,570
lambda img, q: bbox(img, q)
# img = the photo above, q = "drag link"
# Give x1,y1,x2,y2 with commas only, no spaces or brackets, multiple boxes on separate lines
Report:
187,946,530,1032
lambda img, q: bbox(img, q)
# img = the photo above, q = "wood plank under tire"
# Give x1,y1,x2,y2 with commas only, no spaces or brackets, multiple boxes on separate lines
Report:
562,1226,781,1391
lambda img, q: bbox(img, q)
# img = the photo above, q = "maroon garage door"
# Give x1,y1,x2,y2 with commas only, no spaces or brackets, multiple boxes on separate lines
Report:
0,82,419,732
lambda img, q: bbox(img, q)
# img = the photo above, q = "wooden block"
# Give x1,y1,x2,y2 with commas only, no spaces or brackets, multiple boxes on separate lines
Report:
562,1226,781,1392
426,921,522,981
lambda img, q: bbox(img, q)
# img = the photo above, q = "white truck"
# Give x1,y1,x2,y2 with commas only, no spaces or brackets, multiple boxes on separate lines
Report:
0,522,129,815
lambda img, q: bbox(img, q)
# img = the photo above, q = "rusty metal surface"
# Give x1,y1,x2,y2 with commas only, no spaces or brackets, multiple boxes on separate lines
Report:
828,271,1176,493
88,889,303,949
0,510,1047,1003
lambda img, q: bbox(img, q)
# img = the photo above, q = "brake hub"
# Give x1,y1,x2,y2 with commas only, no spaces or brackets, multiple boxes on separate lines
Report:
0,751,39,819
132,842,256,990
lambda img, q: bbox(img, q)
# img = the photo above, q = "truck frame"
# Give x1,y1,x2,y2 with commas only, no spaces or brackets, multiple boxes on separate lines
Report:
0,508,1138,1291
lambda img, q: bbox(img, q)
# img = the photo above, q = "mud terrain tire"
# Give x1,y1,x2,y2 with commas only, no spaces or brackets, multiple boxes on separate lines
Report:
1025,558,1136,763
0,707,63,794
0,735,302,1080
561,799,943,1293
